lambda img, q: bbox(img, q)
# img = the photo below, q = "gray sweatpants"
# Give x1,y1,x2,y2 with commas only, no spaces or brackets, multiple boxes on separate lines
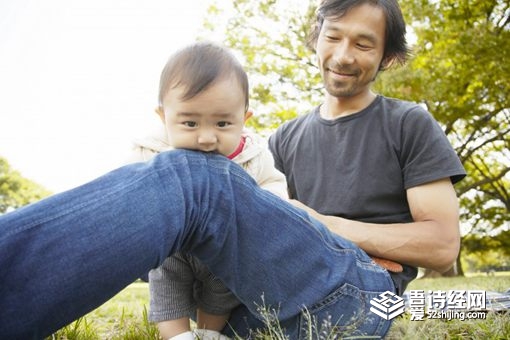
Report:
148,252,241,322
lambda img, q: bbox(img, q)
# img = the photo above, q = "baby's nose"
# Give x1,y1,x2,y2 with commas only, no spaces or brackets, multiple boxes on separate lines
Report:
198,132,216,144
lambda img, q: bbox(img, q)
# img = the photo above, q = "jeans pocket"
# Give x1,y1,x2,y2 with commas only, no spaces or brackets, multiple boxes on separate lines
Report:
297,283,391,339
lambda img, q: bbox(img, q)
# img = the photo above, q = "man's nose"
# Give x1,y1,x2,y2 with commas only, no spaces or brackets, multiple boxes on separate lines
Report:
333,41,355,65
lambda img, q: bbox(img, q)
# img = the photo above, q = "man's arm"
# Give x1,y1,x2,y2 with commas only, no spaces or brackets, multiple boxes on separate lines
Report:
290,178,460,273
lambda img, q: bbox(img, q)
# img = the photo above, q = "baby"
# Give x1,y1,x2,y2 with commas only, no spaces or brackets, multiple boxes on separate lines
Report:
129,42,288,340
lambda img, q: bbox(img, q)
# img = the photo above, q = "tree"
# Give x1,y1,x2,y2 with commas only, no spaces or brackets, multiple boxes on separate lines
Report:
0,157,51,213
202,0,510,275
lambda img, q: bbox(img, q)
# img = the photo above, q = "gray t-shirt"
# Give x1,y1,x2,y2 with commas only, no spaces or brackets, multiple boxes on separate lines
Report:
269,95,466,294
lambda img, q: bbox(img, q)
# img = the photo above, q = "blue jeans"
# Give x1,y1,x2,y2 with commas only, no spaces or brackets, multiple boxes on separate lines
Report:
0,150,395,339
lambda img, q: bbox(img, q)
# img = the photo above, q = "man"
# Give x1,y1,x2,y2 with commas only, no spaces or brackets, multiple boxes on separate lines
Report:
269,0,466,296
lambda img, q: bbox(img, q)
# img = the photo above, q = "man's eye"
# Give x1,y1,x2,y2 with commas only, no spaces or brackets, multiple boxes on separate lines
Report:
357,42,374,50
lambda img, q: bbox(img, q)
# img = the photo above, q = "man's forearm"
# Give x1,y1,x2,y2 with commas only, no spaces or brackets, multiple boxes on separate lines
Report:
289,179,461,273
322,216,459,273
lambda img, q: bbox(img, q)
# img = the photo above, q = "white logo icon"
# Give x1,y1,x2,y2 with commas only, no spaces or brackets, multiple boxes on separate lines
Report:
370,291,405,320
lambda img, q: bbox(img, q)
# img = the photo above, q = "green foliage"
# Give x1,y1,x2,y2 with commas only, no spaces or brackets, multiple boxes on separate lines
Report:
202,0,510,264
463,249,510,272
462,230,510,271
463,230,510,256
0,156,51,213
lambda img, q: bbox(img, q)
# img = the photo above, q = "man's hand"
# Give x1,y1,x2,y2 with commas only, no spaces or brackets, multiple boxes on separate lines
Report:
370,256,403,273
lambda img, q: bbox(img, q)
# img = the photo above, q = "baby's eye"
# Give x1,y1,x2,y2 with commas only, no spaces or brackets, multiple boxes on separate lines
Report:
183,121,197,127
217,121,232,128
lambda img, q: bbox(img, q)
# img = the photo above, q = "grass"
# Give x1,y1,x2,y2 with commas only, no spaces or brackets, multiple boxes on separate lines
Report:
386,272,510,340
47,282,159,340
46,273,510,339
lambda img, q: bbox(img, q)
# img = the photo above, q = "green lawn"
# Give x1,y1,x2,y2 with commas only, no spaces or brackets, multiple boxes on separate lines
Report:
386,272,510,339
48,273,510,339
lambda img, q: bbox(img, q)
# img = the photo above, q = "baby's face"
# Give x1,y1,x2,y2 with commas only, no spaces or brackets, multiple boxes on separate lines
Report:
160,76,248,157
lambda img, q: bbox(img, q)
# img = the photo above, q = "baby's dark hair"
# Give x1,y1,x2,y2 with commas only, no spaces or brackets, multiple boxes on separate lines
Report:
158,41,249,111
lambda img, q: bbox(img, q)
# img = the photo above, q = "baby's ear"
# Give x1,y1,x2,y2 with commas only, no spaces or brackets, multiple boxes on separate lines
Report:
244,109,253,123
155,107,165,123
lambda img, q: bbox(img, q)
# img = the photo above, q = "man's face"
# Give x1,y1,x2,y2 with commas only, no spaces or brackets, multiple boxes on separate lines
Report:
315,4,386,99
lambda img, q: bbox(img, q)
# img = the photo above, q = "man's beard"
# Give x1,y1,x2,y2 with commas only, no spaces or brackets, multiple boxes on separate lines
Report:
323,76,358,97
322,65,377,98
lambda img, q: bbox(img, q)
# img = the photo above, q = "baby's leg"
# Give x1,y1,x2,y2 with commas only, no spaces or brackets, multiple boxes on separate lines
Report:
149,254,196,339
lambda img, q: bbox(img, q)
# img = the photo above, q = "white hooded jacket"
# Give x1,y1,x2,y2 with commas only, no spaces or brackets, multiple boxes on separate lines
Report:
128,127,288,199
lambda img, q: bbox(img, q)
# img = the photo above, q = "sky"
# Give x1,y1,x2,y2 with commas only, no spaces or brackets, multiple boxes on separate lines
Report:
0,0,217,192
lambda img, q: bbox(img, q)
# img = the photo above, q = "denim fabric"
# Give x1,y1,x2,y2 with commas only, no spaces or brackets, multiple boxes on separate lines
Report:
0,150,394,339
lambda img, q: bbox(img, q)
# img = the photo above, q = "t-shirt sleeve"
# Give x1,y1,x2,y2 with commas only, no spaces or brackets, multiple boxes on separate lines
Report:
400,107,466,189
268,131,284,174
